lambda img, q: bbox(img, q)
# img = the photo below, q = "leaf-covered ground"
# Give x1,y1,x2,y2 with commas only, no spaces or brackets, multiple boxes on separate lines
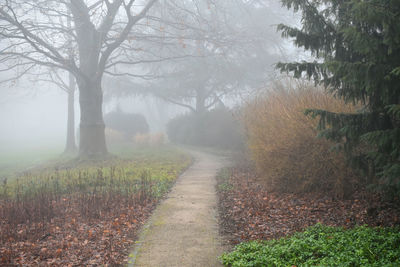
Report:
1,199,155,265
217,167,400,245
0,146,192,266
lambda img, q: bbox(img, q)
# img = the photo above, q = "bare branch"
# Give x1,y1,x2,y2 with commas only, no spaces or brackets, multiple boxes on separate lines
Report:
159,96,196,113
97,0,158,77
0,7,66,64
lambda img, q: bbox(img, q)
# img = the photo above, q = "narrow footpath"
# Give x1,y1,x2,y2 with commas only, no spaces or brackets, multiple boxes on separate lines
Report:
128,150,227,267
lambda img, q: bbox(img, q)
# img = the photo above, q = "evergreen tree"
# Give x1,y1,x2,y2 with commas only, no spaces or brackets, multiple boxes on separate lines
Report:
277,0,400,197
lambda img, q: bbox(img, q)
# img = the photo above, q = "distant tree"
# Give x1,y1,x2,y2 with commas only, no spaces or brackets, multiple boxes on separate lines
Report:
1,8,78,154
278,0,400,196
122,0,290,115
45,12,77,154
64,72,78,154
43,70,78,154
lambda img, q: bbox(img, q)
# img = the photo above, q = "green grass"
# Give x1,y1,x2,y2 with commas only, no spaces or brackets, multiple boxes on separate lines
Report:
216,168,234,192
0,143,190,177
220,224,400,267
0,145,191,199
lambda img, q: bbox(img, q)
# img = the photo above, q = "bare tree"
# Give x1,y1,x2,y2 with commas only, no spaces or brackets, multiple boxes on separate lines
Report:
114,0,290,114
0,0,158,158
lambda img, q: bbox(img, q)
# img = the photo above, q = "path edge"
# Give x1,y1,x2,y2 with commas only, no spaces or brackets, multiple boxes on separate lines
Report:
127,150,197,266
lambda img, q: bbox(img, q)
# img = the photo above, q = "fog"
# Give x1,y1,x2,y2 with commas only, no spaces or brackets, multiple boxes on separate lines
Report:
0,0,299,158
0,80,70,150
0,81,186,151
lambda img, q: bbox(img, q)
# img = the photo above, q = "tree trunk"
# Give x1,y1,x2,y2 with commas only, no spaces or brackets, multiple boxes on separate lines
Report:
64,10,77,155
64,72,77,154
78,79,108,158
195,88,206,115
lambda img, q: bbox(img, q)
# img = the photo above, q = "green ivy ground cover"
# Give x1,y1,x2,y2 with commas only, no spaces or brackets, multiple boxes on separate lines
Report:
221,224,400,267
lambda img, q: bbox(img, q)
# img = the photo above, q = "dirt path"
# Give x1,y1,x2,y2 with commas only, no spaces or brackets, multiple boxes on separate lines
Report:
128,150,228,267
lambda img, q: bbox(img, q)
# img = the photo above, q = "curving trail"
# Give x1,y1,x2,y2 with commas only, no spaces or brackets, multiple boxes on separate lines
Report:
128,150,228,267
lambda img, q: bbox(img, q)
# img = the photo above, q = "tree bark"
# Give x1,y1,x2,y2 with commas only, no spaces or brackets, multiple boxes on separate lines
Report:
70,1,107,159
78,79,108,158
64,72,77,154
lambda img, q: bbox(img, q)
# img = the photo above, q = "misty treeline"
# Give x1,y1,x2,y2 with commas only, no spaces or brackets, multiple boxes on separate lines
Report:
0,0,399,198
0,0,290,158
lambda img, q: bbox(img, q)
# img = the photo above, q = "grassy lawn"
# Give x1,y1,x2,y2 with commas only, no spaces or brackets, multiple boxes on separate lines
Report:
1,144,192,199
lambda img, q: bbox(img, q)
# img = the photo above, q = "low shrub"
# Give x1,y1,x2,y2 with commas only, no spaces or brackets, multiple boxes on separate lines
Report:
220,224,400,267
167,108,244,150
104,111,149,140
133,133,165,146
242,80,360,197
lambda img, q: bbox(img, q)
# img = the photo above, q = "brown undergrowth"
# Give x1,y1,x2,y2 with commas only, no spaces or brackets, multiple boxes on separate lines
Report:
217,166,400,245
1,196,155,266
0,146,192,265
0,171,160,266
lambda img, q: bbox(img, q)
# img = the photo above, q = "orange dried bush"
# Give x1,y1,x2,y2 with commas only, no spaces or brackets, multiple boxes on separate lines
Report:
133,133,165,146
150,133,165,146
243,80,360,197
133,133,150,145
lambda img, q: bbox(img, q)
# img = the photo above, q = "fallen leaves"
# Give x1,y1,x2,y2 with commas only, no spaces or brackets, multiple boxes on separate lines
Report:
0,197,157,266
217,167,400,245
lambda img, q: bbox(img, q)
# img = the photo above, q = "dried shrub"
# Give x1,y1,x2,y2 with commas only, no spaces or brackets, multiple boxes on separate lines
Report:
133,133,165,146
243,80,360,197
149,133,165,146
